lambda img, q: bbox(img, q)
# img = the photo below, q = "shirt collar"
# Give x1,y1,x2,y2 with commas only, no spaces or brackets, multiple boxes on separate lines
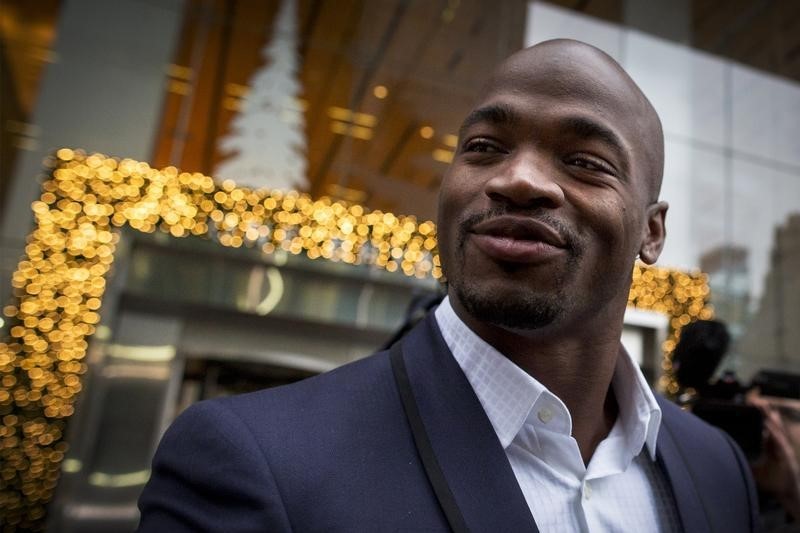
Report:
434,295,661,460
612,340,662,460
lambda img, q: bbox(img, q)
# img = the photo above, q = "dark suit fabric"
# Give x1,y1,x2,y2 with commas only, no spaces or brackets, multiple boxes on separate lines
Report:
137,314,759,532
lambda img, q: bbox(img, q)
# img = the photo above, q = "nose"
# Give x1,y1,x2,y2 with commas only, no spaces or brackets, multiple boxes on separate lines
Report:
484,151,565,209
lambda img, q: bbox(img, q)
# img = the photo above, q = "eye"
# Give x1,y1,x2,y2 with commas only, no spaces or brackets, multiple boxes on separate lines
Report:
565,155,616,176
462,138,504,154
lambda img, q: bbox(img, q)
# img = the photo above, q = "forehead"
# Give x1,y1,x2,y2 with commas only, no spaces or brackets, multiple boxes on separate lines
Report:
475,45,649,134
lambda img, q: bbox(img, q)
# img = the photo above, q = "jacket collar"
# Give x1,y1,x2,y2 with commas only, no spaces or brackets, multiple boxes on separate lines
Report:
655,396,712,533
399,313,539,532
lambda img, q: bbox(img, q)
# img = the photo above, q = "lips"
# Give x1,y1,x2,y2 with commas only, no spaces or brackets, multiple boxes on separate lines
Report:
468,215,567,263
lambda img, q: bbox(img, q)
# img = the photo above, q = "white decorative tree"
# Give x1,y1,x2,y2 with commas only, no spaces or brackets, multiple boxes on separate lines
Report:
215,0,308,191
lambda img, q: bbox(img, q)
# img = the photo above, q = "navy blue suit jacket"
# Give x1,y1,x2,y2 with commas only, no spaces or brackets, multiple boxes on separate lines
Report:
138,314,759,532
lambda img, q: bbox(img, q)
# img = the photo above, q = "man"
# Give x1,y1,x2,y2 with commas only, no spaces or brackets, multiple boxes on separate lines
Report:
138,39,758,532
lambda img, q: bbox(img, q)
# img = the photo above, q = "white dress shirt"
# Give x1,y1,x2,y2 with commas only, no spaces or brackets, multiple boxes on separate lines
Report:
435,296,682,533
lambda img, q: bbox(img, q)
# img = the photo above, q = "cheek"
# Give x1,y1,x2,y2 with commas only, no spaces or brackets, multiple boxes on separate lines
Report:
437,172,480,231
436,182,465,264
573,193,639,254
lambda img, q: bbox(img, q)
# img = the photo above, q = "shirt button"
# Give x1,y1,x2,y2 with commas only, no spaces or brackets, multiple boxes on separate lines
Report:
584,481,593,500
537,407,554,424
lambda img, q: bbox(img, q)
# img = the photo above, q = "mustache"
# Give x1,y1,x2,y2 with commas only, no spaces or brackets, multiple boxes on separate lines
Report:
457,207,582,255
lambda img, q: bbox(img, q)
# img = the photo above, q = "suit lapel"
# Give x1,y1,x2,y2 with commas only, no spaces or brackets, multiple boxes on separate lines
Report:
655,397,712,533
399,315,538,532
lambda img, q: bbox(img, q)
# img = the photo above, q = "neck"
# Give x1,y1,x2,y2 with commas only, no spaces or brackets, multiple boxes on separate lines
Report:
510,331,621,464
450,294,626,463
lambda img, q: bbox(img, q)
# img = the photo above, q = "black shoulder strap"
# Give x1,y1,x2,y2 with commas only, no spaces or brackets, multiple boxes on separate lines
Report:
389,342,470,533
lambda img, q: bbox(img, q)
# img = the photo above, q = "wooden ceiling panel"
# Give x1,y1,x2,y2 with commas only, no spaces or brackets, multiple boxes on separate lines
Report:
302,0,363,194
314,0,526,218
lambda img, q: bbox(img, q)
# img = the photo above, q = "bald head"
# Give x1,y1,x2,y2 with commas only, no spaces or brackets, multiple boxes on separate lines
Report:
480,39,665,200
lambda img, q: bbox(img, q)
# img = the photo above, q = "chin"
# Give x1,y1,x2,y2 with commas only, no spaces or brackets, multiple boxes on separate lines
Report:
453,280,565,331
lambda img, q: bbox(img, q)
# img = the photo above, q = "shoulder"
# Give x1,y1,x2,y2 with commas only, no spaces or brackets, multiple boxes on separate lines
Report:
138,349,410,531
656,394,748,473
138,388,294,531
216,347,396,428
657,395,750,464
657,395,725,444
656,395,759,532
187,347,410,468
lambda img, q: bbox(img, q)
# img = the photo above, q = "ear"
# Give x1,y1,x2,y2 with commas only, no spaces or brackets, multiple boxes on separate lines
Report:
638,201,668,265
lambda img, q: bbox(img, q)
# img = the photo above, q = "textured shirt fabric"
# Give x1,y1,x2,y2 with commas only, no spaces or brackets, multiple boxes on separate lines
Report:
434,296,682,533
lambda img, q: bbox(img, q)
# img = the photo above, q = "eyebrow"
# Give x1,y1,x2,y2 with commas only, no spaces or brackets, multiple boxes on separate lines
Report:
560,116,627,162
459,106,625,154
458,104,518,137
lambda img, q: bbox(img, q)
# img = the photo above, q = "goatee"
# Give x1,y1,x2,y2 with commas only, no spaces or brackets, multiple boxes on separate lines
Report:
448,208,584,331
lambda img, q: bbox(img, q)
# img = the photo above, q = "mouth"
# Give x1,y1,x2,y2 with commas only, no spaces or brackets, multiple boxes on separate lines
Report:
468,215,568,264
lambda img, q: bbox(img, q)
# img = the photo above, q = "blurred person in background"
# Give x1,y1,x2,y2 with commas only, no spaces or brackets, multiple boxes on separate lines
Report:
673,319,800,530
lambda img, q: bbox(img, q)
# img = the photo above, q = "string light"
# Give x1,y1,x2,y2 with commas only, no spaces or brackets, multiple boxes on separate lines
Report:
628,262,714,396
0,149,711,528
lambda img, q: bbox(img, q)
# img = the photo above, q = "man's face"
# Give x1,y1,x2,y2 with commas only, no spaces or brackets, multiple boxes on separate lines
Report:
437,42,666,336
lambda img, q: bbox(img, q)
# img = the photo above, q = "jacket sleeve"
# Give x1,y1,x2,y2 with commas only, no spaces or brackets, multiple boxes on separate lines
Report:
137,400,293,532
